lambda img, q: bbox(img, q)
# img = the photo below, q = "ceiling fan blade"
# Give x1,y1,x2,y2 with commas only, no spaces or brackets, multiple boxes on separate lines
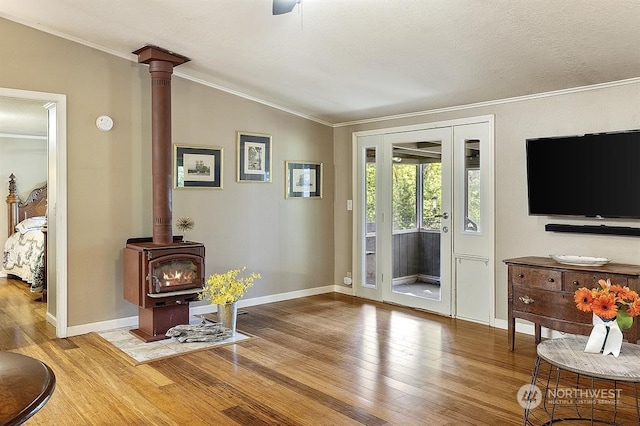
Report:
273,0,301,15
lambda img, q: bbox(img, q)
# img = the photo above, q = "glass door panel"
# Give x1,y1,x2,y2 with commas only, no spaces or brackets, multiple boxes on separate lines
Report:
383,128,452,316
391,141,442,302
464,139,481,233
365,148,377,287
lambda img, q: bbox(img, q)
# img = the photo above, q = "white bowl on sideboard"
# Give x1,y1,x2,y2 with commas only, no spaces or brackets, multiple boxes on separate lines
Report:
549,254,612,267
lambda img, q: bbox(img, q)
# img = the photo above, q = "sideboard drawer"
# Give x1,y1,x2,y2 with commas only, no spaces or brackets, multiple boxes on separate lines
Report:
513,286,592,324
564,272,629,291
511,266,562,291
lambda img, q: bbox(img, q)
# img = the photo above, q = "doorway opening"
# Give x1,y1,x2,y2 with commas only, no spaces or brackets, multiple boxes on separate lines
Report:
0,87,68,338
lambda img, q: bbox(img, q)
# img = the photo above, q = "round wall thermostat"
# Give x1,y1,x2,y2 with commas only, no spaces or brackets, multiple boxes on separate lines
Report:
96,115,114,131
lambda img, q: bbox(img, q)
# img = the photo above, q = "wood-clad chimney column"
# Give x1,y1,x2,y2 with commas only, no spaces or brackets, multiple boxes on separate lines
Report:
148,60,173,245
133,46,190,245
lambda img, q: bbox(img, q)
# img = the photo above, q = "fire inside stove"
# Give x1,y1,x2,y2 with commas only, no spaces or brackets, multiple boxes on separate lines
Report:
151,259,199,293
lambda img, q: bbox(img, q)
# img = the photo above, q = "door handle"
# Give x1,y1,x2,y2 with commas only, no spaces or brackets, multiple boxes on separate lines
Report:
435,212,449,219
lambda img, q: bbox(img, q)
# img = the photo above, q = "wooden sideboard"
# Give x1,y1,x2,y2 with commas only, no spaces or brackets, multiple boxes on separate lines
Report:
504,256,640,351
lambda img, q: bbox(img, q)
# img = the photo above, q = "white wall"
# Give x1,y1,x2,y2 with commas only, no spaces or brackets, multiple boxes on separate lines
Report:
0,136,47,250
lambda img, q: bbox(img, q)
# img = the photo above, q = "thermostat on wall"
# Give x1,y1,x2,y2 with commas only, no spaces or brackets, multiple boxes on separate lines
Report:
96,115,114,131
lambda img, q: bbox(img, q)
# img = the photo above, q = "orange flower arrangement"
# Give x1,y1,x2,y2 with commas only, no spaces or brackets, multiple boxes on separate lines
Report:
574,279,640,330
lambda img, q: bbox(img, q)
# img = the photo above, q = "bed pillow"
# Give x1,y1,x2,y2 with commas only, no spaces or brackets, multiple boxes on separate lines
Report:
15,216,47,234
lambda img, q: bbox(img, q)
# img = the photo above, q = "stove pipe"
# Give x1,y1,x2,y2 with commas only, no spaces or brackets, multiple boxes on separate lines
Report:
133,46,190,244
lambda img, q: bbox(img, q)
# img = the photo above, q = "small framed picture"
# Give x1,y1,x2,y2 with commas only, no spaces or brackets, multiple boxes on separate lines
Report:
174,144,223,189
237,132,272,182
285,161,323,199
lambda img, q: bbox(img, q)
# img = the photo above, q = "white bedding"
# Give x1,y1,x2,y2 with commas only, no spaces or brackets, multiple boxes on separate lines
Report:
2,229,45,293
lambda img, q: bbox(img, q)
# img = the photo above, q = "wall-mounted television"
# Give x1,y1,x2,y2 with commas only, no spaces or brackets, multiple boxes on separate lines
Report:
526,129,640,219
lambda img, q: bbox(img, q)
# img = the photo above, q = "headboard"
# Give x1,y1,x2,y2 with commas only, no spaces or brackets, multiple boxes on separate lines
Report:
6,173,47,237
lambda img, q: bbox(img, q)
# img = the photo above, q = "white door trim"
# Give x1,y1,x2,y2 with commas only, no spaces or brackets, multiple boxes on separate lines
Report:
1,87,68,338
352,115,495,138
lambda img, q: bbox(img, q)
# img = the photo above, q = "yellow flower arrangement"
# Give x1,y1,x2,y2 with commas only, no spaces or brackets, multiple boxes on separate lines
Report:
199,267,261,305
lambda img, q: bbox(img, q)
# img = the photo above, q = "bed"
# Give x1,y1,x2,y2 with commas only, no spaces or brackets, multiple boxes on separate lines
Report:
2,173,47,294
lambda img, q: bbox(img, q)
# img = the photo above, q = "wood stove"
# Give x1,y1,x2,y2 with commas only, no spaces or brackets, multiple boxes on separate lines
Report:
123,45,204,342
124,237,204,342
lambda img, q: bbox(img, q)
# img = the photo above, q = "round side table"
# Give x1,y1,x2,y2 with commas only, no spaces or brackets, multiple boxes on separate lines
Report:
0,352,56,425
523,336,640,425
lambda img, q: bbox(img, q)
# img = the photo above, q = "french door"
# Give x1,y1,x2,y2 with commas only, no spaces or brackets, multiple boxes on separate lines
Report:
354,127,453,315
353,117,494,321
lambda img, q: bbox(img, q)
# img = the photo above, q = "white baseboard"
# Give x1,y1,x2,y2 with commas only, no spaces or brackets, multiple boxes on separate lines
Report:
65,286,564,340
391,275,440,286
66,314,139,337
334,284,354,295
492,318,509,330
46,311,56,327
65,285,340,337
493,318,573,339
392,275,418,285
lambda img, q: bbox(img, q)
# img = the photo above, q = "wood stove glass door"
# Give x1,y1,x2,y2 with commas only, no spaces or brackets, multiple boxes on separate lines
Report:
148,254,203,294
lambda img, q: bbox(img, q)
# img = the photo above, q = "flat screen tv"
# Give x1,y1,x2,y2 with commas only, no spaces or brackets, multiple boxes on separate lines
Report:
526,129,640,219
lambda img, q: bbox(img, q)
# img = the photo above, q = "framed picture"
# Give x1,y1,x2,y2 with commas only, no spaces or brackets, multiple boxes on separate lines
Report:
174,144,223,189
237,132,272,182
285,161,323,198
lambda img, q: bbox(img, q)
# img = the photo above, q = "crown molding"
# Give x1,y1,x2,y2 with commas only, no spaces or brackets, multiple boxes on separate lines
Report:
333,77,640,128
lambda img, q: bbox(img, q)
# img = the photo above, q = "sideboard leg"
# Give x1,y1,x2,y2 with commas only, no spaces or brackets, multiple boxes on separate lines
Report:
508,317,515,351
534,324,541,344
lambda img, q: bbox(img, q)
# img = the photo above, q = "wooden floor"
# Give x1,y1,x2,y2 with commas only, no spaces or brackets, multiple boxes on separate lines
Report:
0,277,539,425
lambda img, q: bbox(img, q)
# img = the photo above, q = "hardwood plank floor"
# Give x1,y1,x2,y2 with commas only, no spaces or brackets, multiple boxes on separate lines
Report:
0,278,538,425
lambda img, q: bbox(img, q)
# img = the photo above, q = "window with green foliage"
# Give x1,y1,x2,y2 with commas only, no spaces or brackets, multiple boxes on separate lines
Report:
466,169,480,231
365,159,443,233
392,164,417,230
422,163,442,230
365,162,376,225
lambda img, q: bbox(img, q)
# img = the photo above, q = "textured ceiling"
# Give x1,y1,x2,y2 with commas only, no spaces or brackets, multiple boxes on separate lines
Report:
1,0,640,126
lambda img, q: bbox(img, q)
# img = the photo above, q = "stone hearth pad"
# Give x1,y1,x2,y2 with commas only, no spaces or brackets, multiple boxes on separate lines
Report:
97,322,253,365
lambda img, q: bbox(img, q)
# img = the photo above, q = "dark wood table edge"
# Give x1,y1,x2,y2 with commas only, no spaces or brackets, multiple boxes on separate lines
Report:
2,356,56,426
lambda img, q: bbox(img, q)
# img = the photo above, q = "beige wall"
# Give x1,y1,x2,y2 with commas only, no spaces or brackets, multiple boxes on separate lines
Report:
334,82,640,321
2,18,334,327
